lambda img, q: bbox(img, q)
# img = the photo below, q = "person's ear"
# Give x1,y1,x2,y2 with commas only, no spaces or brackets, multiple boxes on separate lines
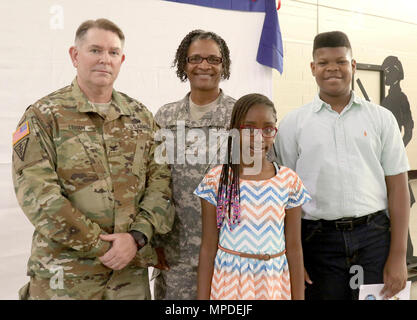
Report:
69,46,79,68
351,58,357,75
121,53,126,64
310,61,316,76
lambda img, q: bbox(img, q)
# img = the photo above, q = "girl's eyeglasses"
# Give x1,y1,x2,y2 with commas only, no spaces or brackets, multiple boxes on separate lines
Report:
239,125,278,138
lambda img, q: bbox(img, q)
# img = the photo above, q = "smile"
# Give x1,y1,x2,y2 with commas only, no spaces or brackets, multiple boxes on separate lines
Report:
93,70,111,74
195,74,212,78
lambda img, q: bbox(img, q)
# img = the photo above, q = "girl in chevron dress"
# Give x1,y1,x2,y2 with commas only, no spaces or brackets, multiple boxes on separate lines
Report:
194,93,311,300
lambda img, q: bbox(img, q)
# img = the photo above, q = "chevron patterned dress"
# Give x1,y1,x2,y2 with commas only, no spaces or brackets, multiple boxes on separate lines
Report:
194,164,311,300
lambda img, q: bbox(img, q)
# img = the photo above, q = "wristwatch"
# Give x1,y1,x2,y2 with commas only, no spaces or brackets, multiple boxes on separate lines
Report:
128,231,148,250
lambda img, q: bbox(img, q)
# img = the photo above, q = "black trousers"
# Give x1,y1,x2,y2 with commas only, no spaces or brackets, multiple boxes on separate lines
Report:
302,212,391,300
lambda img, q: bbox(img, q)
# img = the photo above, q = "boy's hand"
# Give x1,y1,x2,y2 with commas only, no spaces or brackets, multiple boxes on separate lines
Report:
380,253,407,299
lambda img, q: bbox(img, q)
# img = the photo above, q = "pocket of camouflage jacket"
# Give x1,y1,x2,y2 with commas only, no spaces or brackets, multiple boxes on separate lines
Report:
132,136,150,178
56,132,105,186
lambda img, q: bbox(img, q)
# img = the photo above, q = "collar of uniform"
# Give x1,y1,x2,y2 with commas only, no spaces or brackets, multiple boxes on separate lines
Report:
71,78,132,116
111,89,132,116
178,89,229,127
312,91,361,113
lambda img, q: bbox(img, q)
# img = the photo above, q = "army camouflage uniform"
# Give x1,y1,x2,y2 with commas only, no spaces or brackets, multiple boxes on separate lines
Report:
12,79,174,300
152,91,235,299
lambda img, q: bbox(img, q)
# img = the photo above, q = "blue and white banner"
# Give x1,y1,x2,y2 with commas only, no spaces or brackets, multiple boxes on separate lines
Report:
165,0,284,73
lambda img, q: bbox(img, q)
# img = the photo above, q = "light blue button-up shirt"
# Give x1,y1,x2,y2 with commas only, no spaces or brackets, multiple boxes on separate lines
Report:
276,91,410,220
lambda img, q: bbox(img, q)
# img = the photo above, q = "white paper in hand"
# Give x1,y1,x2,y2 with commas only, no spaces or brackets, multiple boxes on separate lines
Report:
359,281,411,300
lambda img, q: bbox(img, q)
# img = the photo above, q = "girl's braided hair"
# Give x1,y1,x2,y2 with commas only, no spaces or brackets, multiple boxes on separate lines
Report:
216,93,276,229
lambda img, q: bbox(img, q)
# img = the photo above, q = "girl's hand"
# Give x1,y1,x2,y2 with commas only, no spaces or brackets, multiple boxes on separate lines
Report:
304,268,313,287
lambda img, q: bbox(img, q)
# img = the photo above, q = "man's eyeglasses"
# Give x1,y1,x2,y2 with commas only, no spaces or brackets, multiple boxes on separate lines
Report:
186,55,223,65
240,125,278,138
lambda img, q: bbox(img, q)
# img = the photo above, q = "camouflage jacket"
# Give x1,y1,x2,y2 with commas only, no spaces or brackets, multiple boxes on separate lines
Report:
12,79,174,279
153,91,235,267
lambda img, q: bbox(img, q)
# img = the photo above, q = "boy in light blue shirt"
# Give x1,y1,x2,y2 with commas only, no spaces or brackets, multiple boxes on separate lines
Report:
276,31,410,300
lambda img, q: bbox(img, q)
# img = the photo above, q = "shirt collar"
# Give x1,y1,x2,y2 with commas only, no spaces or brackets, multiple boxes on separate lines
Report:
178,89,228,126
71,77,132,117
312,90,361,113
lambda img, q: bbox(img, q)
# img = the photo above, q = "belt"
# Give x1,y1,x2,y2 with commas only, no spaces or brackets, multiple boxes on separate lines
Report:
218,244,286,261
303,210,387,231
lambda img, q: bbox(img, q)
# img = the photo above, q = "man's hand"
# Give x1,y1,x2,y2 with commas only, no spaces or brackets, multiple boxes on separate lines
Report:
99,233,137,270
380,253,407,299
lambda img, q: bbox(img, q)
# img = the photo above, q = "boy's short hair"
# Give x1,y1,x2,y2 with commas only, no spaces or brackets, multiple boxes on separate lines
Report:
312,31,351,57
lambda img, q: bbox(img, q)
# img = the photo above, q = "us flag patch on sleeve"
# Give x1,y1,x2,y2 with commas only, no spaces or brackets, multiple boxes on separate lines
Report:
13,121,30,145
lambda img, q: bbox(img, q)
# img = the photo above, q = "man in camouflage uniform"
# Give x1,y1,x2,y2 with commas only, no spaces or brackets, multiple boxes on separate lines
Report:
12,18,174,300
152,30,235,299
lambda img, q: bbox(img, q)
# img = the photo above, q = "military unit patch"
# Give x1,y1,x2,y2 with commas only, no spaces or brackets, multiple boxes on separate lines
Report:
13,121,30,145
14,137,29,161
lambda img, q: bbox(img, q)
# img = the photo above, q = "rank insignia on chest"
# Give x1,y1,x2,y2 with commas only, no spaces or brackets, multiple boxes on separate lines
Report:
13,121,30,145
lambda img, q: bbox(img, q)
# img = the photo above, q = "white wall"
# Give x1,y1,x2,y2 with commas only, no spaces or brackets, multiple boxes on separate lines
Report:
0,0,272,299
273,0,417,168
